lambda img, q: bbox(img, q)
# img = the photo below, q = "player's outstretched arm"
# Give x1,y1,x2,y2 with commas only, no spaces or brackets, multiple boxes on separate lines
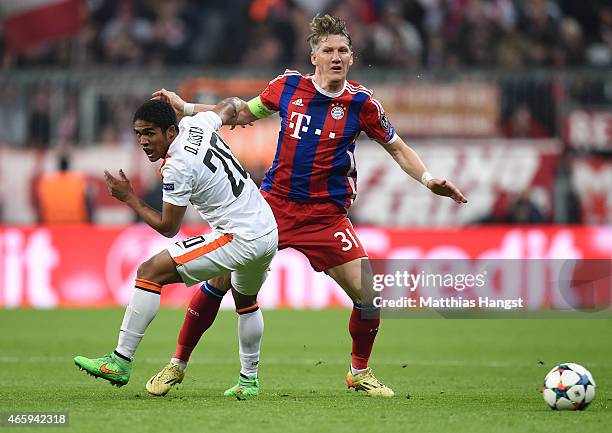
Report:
152,89,258,127
379,137,468,204
104,169,187,237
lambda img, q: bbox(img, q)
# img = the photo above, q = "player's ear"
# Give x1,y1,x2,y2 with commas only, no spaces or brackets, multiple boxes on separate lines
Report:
166,125,178,141
310,51,317,67
349,51,354,66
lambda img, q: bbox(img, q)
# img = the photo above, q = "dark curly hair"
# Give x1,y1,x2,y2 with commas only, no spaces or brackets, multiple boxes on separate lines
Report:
133,100,177,132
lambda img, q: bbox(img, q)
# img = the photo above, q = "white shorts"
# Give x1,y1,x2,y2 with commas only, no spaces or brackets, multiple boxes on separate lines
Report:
167,229,278,296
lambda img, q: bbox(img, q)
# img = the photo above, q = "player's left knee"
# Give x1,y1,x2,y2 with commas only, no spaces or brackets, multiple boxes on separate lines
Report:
136,258,157,281
136,251,180,285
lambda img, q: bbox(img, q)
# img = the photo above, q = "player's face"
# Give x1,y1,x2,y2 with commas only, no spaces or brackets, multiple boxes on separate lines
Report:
311,34,353,83
133,120,175,162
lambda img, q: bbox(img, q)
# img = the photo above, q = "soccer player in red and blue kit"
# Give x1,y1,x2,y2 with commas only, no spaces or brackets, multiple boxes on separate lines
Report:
148,14,467,398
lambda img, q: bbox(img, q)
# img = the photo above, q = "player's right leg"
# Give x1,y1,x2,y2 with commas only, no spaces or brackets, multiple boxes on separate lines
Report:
145,278,229,396
146,233,235,396
75,249,182,387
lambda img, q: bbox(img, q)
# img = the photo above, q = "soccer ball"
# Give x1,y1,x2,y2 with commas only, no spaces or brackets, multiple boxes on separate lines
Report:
542,363,596,410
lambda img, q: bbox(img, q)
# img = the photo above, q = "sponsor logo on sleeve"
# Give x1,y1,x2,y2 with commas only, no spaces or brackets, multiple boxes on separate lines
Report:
384,125,395,142
163,183,175,191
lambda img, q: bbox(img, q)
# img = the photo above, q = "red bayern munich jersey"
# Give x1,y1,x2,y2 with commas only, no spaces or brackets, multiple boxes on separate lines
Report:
258,70,398,209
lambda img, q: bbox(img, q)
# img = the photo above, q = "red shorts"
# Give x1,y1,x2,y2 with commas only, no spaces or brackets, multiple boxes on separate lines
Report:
261,191,368,272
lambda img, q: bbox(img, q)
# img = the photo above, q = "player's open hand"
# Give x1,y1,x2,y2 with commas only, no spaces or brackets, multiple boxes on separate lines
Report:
104,169,134,203
151,89,185,116
427,179,468,204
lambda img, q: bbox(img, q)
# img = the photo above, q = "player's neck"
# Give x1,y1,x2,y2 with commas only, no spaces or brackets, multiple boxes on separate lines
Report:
313,72,345,94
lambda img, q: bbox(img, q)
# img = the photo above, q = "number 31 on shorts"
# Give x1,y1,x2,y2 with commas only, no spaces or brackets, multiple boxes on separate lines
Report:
334,228,360,251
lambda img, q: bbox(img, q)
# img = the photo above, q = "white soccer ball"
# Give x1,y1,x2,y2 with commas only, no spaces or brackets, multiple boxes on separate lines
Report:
542,363,596,410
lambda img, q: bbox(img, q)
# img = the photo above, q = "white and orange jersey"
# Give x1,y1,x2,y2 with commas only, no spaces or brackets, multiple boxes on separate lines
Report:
162,111,277,240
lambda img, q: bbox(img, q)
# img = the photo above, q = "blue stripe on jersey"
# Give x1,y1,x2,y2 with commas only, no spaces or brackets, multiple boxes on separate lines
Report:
288,91,333,201
327,92,368,206
261,75,301,192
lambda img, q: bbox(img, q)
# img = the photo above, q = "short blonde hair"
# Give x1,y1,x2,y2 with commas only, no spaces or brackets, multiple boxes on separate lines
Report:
307,14,352,51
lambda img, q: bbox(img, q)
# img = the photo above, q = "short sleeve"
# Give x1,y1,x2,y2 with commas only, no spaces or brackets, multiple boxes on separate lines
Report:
192,111,222,131
259,72,290,112
161,158,192,207
360,96,398,144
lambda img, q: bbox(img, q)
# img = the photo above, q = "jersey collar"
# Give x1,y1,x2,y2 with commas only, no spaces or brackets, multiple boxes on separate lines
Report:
309,75,346,98
159,152,171,178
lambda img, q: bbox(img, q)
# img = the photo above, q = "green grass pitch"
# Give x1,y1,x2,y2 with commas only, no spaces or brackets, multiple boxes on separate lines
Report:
1,309,610,433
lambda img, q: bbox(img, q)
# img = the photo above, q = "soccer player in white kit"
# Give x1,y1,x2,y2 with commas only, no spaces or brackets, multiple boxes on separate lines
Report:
74,99,278,388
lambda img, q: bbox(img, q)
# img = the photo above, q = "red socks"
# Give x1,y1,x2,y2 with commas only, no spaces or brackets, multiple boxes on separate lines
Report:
348,306,380,370
173,282,225,362
173,285,380,370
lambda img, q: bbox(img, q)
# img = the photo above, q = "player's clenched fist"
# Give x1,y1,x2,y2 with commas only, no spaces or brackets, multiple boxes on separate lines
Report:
104,169,134,203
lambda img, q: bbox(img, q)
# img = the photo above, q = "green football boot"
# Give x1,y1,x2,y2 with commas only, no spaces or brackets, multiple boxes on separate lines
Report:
223,374,259,399
74,352,132,387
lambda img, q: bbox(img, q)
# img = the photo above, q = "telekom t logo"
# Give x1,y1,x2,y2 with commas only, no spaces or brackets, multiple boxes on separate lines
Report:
288,112,312,139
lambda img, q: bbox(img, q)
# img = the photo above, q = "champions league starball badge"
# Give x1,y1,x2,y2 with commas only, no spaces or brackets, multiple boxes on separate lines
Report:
380,114,389,130
330,103,345,120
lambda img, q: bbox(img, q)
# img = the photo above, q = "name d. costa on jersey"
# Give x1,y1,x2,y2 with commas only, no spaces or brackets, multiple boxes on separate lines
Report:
184,126,204,155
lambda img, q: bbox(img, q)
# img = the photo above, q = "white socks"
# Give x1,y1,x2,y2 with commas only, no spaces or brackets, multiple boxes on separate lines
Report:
170,358,187,372
238,309,264,377
351,366,368,375
115,288,160,359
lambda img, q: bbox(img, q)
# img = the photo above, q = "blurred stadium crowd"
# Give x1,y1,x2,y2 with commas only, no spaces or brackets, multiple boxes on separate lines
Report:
2,0,611,69
0,0,611,227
